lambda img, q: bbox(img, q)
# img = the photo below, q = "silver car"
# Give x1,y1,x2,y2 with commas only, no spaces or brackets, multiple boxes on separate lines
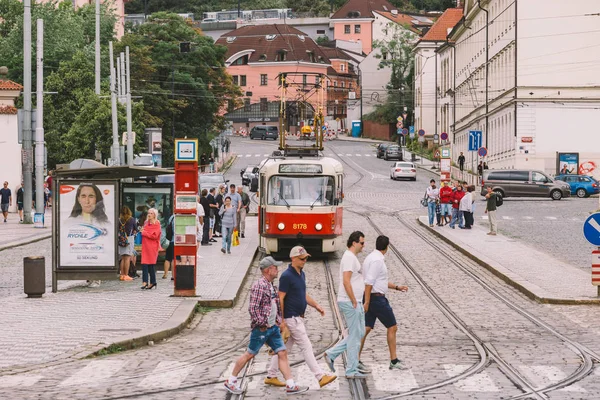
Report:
481,169,571,200
390,162,417,181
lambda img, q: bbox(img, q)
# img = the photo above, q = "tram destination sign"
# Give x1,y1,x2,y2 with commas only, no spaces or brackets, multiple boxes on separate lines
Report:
279,164,323,174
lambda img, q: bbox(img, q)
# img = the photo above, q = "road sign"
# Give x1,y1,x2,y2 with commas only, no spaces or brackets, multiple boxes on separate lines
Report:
418,129,425,137
584,213,600,246
397,128,402,134
441,132,448,141
468,130,482,151
478,147,488,157
409,126,415,134
396,122,402,128
433,133,439,143
397,116,403,123
322,125,327,131
401,128,408,136
441,148,451,158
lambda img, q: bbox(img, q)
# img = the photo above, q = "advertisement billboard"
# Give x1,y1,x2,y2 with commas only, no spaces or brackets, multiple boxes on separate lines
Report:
557,153,579,175
58,181,117,269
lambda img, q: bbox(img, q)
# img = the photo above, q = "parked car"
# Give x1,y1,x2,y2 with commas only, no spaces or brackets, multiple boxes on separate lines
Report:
390,162,417,181
555,174,600,198
250,125,279,140
199,173,229,193
384,145,403,161
481,169,571,200
240,165,259,188
376,143,391,159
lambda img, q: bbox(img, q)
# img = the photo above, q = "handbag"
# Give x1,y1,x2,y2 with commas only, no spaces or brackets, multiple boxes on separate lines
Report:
232,229,240,247
420,191,428,207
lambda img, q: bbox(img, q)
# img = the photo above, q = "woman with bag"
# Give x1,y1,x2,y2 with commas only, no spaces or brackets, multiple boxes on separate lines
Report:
425,179,439,227
118,206,136,281
140,208,161,290
219,197,237,254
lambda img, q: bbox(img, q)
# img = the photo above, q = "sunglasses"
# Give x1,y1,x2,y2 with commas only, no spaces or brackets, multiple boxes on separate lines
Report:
299,257,308,261
359,241,365,245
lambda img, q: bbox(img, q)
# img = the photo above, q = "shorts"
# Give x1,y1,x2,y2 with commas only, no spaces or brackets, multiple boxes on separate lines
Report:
209,216,215,229
247,325,286,355
0,204,8,212
165,242,174,262
364,295,397,329
440,203,451,216
17,202,23,211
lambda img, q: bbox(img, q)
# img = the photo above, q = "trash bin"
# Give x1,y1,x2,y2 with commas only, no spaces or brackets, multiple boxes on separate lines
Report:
24,256,45,298
411,152,417,162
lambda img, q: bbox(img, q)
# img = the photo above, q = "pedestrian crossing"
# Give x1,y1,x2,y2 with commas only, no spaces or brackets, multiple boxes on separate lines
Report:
238,153,379,158
0,359,592,394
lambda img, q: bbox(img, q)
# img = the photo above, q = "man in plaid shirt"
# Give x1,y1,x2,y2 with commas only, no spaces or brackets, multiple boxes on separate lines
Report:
224,256,309,395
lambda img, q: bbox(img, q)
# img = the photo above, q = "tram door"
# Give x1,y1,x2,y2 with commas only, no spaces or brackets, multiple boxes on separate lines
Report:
258,172,266,235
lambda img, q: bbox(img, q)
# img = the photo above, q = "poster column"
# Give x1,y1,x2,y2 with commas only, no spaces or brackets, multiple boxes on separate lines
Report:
173,139,198,297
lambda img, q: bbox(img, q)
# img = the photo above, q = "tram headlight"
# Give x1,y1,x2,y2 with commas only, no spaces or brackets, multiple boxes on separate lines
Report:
315,223,323,231
278,222,285,230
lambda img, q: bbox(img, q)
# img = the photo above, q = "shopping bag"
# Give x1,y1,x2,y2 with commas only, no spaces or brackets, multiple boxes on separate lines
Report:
232,229,239,247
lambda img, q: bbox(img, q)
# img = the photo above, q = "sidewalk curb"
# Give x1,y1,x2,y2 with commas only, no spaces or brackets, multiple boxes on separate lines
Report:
416,217,600,305
88,299,198,358
336,136,389,144
0,233,51,252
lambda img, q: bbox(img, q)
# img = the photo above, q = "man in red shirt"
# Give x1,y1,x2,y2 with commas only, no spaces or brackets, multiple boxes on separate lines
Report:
449,181,465,229
439,181,453,225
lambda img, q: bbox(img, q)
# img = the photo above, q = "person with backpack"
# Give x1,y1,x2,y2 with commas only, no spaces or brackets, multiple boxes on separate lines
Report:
484,186,499,235
118,206,137,281
163,213,175,279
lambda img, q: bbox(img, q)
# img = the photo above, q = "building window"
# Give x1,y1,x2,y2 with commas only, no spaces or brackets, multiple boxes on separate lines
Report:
382,51,388,60
303,74,307,85
341,81,345,88
232,75,239,85
244,98,251,112
334,81,337,87
240,75,246,86
260,74,268,86
232,55,248,65
276,50,287,61
349,82,353,89
354,25,361,34
344,25,350,34
227,100,234,113
260,98,268,112
317,29,325,34
340,63,345,72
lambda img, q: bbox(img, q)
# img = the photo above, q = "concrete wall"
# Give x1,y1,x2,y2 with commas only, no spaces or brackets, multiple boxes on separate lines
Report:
0,113,23,213
363,120,393,140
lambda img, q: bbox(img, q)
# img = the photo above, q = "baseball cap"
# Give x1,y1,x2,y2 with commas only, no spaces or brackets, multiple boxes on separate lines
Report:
259,256,283,270
289,246,311,258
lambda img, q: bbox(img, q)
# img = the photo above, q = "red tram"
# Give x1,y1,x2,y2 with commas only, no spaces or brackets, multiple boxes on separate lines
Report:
257,157,344,256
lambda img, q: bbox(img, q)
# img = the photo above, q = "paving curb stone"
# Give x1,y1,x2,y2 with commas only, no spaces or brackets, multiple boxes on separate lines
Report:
0,233,52,253
416,217,600,305
88,299,198,358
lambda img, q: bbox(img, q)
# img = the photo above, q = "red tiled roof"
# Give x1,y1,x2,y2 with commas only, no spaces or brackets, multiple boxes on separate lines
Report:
420,8,463,42
331,0,397,20
0,80,23,91
320,47,353,61
216,24,330,64
375,11,430,34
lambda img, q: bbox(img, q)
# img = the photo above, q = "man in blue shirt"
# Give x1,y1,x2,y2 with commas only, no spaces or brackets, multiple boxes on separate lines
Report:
264,246,337,389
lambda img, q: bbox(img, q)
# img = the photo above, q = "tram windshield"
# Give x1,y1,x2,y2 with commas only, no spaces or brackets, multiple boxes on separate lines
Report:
268,176,335,206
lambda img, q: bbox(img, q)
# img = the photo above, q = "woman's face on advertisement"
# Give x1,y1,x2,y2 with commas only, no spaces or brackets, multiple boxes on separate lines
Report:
78,186,97,214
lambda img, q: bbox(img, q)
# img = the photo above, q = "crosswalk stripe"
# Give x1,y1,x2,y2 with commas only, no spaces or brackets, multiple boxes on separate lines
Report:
502,216,513,220
246,362,266,390
444,364,499,392
346,154,352,156
518,366,586,392
255,154,261,157
294,363,340,391
59,360,127,387
245,154,251,157
371,363,418,392
481,216,489,220
337,154,344,157
264,154,269,157
524,216,534,220
355,154,362,157
545,216,557,220
0,374,43,387
138,361,194,390
365,154,371,157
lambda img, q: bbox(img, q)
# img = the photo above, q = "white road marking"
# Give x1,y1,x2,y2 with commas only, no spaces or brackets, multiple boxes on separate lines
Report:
355,154,362,157
0,374,43,387
545,216,557,220
502,216,513,220
518,365,586,392
60,360,126,387
364,154,371,157
293,363,339,391
138,361,194,390
346,154,353,156
371,363,418,392
264,154,269,157
524,216,534,220
246,362,266,390
337,154,344,157
444,364,499,392
255,154,261,157
245,154,252,157
481,216,489,220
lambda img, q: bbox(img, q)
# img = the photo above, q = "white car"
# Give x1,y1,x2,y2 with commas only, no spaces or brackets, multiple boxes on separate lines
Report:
390,161,417,181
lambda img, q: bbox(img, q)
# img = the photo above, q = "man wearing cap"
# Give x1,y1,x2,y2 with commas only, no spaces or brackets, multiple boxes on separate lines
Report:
225,256,308,395
264,246,337,389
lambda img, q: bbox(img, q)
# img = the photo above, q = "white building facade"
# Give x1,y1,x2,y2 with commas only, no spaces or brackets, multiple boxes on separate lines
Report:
449,0,600,177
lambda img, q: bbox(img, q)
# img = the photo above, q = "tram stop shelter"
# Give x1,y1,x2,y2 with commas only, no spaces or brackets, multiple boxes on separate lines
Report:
51,165,174,292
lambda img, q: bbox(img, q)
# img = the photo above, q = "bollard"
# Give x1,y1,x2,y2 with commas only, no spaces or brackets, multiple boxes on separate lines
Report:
24,256,45,298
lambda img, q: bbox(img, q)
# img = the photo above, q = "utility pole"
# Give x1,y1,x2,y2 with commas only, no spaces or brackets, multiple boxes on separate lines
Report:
126,46,133,166
35,19,45,215
95,0,100,95
22,0,33,224
109,42,120,165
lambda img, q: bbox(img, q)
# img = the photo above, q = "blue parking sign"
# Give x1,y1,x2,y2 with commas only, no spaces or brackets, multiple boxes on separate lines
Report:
584,213,600,246
468,130,482,151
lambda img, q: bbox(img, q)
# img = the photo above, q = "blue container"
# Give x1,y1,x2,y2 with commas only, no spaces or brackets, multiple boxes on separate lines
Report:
351,120,362,137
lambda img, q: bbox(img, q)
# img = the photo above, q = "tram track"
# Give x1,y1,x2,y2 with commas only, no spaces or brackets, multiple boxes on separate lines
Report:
361,212,598,398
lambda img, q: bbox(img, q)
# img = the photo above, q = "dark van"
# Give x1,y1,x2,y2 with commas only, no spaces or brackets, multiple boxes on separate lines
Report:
481,169,571,200
250,125,279,140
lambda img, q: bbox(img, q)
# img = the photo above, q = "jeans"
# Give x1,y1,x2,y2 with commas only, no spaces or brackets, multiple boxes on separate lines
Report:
237,207,247,234
326,302,365,376
142,264,156,285
268,316,325,380
222,226,233,252
427,202,436,226
464,211,473,228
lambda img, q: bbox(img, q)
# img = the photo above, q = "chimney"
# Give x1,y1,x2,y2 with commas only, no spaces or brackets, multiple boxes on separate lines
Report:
391,9,398,15
456,0,462,7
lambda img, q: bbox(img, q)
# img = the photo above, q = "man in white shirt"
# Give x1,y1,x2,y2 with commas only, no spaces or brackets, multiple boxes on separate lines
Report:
359,235,408,370
324,231,367,378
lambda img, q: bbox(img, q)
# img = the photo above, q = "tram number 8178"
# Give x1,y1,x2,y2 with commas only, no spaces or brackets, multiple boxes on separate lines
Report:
293,223,308,230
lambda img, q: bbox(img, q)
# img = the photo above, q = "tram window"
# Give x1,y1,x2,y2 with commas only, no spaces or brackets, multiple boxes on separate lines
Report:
268,176,335,206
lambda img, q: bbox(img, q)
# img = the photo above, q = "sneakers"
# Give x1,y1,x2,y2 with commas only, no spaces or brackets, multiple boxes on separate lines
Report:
324,354,335,372
357,361,371,373
389,360,408,370
87,280,101,288
241,233,245,238
318,374,337,388
221,248,226,254
224,381,243,394
286,385,309,395
264,376,286,387
345,372,368,379
487,232,497,236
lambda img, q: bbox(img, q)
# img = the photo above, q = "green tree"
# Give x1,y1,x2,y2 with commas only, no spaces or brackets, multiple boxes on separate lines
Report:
365,23,415,125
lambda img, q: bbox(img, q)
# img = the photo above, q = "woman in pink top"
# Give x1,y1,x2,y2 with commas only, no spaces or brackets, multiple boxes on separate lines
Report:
140,208,161,290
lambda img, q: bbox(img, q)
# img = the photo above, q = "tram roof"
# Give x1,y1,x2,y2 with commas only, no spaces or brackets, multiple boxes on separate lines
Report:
260,156,343,174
